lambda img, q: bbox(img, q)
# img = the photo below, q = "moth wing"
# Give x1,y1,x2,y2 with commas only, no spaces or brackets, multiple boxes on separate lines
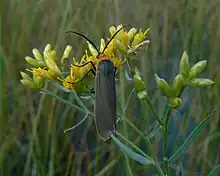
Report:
94,62,116,140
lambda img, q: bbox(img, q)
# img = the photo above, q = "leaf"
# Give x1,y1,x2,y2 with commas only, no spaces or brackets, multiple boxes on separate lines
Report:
111,134,153,165
64,113,89,133
125,69,132,81
168,109,217,164
40,89,91,115
207,165,220,176
123,88,135,113
149,123,162,139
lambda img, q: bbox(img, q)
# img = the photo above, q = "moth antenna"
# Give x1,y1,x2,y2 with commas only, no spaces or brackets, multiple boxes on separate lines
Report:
66,31,100,54
101,24,132,54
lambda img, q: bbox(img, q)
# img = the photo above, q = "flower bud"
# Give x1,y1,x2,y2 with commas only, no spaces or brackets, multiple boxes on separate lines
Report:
133,72,146,93
179,51,190,77
127,28,137,40
20,79,38,89
116,24,123,31
119,31,129,47
100,38,105,52
44,55,62,77
62,45,72,59
87,41,98,57
115,39,128,55
169,97,182,109
32,49,43,61
25,56,45,67
33,75,44,89
25,56,38,66
173,74,184,96
109,26,117,36
189,78,214,87
61,45,72,65
189,60,207,79
155,74,175,98
20,71,33,81
131,30,145,47
50,50,58,62
44,44,52,54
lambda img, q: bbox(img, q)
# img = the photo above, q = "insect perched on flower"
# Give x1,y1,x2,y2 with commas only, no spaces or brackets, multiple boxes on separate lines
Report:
65,25,131,140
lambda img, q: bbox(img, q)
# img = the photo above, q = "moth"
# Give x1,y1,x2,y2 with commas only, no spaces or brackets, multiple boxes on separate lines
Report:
66,25,130,140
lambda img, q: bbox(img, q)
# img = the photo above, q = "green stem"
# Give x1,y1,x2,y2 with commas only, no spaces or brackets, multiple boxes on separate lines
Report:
126,99,164,175
125,56,165,175
163,106,172,175
119,57,133,174
163,87,185,175
140,100,150,133
42,89,94,116
145,132,165,176
126,56,164,127
24,84,47,175
145,96,164,127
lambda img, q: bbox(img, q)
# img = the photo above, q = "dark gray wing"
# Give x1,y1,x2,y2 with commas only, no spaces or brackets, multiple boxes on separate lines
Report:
94,60,116,140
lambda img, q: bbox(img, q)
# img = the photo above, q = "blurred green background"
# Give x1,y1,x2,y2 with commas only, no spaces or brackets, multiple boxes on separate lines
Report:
0,0,220,175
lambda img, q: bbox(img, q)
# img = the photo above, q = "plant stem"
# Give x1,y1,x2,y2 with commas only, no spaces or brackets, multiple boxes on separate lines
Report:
163,106,172,175
126,56,164,127
145,132,165,176
145,96,164,126
163,87,185,175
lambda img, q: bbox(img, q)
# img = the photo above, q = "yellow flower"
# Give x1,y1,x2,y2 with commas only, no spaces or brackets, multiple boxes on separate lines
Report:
63,73,93,93
28,68,56,81
44,51,62,77
63,75,76,89
111,57,125,70
118,29,129,47
102,39,115,57
108,24,150,56
20,70,45,89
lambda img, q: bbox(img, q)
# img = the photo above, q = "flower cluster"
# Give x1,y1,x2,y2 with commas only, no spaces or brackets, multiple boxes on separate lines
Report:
21,24,150,93
155,51,214,108
20,44,72,89
63,24,150,92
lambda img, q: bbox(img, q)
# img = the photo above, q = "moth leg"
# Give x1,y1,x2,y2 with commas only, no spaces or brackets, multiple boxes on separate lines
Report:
90,88,95,94
68,69,96,84
114,67,117,76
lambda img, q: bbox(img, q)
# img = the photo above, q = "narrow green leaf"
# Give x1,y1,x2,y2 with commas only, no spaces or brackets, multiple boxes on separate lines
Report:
64,113,89,133
149,123,162,139
168,109,217,163
207,165,220,176
123,88,135,113
111,134,153,165
116,131,150,158
41,89,93,116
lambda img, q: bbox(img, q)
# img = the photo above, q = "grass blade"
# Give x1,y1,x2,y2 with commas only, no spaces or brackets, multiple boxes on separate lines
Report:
41,89,93,116
111,134,153,165
168,109,217,164
64,113,89,133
